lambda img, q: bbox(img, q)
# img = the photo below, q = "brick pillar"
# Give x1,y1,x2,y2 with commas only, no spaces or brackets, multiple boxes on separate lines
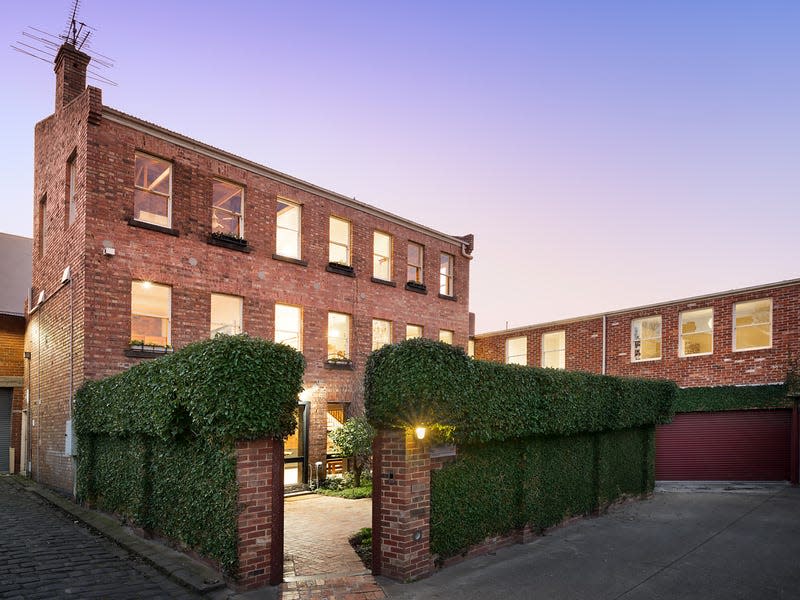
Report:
372,428,434,581
235,438,284,590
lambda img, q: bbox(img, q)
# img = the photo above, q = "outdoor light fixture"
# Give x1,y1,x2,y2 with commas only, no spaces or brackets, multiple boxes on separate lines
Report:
415,426,427,440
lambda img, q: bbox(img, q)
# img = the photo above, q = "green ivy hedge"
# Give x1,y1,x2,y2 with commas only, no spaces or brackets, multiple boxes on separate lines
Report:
74,335,304,574
365,339,676,443
674,384,790,413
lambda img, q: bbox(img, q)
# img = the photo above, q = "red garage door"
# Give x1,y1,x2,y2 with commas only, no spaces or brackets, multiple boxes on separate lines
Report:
656,409,792,481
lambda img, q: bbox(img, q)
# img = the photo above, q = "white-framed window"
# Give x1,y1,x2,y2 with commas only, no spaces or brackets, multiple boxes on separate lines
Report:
406,324,423,339
67,154,77,226
439,253,454,296
210,293,243,336
734,299,772,351
276,199,301,259
131,281,171,346
407,242,424,284
541,331,565,369
327,312,351,360
680,308,713,357
372,318,392,351
134,153,172,228
373,231,393,281
505,336,527,365
631,316,662,362
212,180,244,238
467,339,475,357
329,216,351,266
275,304,302,351
439,329,454,345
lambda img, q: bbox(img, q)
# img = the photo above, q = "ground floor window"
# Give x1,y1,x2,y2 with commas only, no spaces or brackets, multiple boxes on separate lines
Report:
284,404,307,486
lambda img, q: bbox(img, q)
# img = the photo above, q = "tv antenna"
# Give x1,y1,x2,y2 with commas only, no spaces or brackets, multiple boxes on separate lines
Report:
11,0,117,87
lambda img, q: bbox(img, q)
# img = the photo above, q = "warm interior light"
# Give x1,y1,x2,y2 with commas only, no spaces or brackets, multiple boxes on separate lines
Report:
141,280,152,289
415,426,427,440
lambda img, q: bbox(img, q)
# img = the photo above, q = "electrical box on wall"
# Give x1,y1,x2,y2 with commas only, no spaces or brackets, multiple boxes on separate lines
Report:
64,419,77,456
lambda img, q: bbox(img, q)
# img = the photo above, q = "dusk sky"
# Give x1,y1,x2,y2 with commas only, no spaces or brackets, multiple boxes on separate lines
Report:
2,2,798,333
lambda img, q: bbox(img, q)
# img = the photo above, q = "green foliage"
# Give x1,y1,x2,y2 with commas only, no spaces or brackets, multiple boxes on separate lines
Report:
365,339,676,443
330,416,375,487
674,384,790,413
315,485,373,499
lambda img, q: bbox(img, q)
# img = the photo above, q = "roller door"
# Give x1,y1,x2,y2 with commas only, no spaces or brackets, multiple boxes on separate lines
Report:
656,409,792,481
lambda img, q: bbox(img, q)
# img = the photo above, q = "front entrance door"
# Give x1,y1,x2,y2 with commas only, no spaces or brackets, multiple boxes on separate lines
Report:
284,403,308,489
0,389,11,472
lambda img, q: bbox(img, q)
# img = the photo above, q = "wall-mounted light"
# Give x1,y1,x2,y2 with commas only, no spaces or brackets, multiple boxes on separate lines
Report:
415,426,427,440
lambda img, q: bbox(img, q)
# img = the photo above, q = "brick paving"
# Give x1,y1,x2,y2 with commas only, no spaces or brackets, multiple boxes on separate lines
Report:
0,475,200,600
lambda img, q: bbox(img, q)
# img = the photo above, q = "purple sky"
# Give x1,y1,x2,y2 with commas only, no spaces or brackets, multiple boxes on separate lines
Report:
2,1,798,333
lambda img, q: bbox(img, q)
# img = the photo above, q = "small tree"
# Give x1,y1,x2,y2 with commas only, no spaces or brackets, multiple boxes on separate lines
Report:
329,416,375,487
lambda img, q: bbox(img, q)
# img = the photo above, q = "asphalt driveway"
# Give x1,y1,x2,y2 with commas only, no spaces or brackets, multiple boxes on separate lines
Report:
380,484,800,600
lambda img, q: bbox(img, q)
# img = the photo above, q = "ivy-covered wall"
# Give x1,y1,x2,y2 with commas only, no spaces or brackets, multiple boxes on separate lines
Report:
74,335,304,574
674,384,789,413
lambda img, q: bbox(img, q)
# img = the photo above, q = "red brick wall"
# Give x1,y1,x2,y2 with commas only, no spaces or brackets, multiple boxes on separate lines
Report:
475,282,800,388
1,314,25,473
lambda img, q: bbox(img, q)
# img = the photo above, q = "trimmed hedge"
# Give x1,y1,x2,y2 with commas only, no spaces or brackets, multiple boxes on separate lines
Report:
674,384,790,413
365,339,676,443
74,335,304,574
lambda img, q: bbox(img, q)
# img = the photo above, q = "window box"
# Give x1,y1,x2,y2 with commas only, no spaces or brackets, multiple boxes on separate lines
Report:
127,217,179,237
405,280,427,294
438,293,456,301
208,231,251,252
272,254,308,267
326,262,356,277
125,341,173,358
324,357,354,370
371,277,396,287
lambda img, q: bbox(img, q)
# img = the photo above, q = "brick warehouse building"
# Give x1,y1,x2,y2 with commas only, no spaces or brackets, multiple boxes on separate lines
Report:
475,278,800,482
26,43,473,494
0,233,32,475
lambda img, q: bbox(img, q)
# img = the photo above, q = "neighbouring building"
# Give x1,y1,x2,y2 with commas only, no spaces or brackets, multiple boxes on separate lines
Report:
26,43,473,494
0,233,32,475
475,278,800,482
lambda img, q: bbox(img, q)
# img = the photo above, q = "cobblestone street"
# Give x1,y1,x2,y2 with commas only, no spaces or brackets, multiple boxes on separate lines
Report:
0,475,200,599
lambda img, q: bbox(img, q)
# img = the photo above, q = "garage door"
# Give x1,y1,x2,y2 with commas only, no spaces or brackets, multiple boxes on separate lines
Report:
0,388,11,472
656,409,792,481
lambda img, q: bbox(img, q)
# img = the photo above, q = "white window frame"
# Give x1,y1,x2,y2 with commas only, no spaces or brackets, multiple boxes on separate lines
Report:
439,329,454,345
679,308,714,357
210,293,243,337
407,242,424,284
276,199,302,259
131,281,171,347
327,312,351,360
372,318,393,351
439,252,454,297
505,336,527,365
541,331,565,369
275,303,303,351
373,231,393,281
406,324,424,339
212,179,245,239
133,152,173,228
733,298,773,352
631,316,662,362
329,216,352,266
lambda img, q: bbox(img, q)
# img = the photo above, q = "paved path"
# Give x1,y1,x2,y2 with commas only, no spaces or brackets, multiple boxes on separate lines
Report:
0,474,200,599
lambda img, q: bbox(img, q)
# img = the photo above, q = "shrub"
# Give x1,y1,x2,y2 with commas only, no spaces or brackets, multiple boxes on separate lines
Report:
674,384,790,413
329,416,375,487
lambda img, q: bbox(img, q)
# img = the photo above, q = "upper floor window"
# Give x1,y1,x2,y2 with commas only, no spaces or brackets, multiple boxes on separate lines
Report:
212,180,244,239
407,242,424,284
734,299,772,351
439,329,454,345
38,194,47,255
275,303,302,351
467,339,475,357
67,155,77,226
372,318,392,351
210,293,243,336
327,312,351,360
373,231,393,281
134,153,172,228
631,316,662,362
541,331,565,369
406,324,423,339
506,336,527,365
276,200,301,259
131,281,171,346
329,216,351,266
439,253,454,296
680,308,713,357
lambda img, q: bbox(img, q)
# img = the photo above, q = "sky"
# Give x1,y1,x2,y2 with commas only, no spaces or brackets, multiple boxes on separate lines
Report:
1,1,798,333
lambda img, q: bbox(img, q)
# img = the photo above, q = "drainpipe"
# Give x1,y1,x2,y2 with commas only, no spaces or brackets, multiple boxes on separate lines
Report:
601,314,607,375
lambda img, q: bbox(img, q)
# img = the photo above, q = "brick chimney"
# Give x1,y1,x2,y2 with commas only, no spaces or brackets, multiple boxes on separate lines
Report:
54,43,90,110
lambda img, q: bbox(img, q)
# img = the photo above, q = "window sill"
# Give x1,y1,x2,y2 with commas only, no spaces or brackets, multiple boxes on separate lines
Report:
438,293,457,302
405,282,428,294
371,277,396,287
207,235,251,253
127,218,179,237
324,359,354,370
326,263,356,278
272,254,308,267
125,346,174,359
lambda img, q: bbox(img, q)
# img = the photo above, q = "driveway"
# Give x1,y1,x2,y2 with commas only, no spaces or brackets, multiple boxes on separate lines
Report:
380,485,800,600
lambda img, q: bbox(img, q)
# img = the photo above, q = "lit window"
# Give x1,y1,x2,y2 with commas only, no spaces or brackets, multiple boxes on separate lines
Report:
276,200,301,259
734,299,772,351
467,339,475,357
327,403,346,456
134,153,172,228
327,312,351,360
439,330,454,345
212,180,244,238
542,331,565,369
38,195,47,255
631,316,662,362
373,231,393,281
276,304,302,351
210,293,242,336
506,336,527,365
372,319,392,351
406,324,423,339
680,308,713,357
67,155,77,226
329,217,351,266
131,281,171,346
407,242,424,284
439,253,454,296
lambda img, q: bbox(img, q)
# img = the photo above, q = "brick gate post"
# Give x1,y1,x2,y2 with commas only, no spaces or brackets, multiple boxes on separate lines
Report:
234,438,284,590
372,428,434,581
